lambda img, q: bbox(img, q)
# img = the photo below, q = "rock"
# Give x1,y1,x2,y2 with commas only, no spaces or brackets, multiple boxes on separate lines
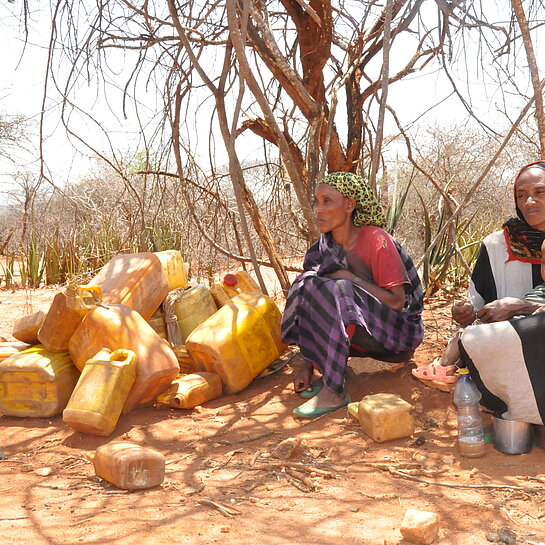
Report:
400,509,440,544
497,528,517,545
411,435,426,447
270,438,300,460
485,529,517,545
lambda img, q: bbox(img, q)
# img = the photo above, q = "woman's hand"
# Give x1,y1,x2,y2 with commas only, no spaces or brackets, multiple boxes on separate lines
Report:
451,301,477,327
532,304,545,315
476,297,534,323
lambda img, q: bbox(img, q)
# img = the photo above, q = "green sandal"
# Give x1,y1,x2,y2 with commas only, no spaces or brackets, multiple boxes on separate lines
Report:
299,384,323,399
293,393,351,419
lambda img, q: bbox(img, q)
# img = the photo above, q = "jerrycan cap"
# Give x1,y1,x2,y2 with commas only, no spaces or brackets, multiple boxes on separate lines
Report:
456,368,469,375
64,284,78,297
223,274,238,287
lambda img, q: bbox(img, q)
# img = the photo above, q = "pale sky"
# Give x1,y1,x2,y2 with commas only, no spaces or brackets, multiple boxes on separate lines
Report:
0,2,541,203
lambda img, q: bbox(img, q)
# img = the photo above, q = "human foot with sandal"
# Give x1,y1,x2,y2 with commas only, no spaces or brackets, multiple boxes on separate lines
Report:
412,333,460,391
412,357,458,388
293,358,350,418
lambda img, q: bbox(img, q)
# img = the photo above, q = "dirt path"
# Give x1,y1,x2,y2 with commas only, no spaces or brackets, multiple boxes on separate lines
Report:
0,289,544,545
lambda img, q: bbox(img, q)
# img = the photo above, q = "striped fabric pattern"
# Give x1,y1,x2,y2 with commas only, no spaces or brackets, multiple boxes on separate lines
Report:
281,233,424,394
460,313,545,425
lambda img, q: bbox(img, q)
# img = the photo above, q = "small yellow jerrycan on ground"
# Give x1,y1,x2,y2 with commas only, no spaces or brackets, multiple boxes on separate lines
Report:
63,348,137,436
186,292,286,394
0,345,79,417
156,371,222,409
90,441,165,490
210,271,262,308
38,285,102,352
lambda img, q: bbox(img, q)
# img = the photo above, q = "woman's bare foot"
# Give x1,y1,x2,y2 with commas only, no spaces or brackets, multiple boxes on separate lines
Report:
293,358,315,393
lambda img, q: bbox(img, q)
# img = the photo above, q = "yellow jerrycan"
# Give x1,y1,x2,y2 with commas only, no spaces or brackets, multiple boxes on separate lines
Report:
37,285,102,352
68,304,180,413
0,345,79,417
185,292,286,394
91,441,165,490
156,371,222,409
12,310,46,344
89,252,169,321
167,285,218,343
0,341,31,363
147,309,168,340
153,250,188,290
210,271,262,308
63,349,137,436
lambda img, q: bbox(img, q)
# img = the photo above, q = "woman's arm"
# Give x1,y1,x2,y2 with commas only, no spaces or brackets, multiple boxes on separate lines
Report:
476,297,544,322
325,270,406,312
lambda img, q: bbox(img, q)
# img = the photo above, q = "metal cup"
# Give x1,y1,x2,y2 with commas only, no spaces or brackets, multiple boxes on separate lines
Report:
492,416,532,455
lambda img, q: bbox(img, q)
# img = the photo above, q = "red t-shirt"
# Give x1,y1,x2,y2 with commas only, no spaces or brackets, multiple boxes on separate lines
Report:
345,225,408,289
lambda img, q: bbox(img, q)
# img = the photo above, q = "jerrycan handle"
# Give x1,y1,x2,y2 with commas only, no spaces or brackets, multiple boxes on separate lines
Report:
77,285,102,307
109,349,137,367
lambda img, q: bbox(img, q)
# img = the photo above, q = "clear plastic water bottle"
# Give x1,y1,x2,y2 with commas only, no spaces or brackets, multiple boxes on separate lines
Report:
453,368,485,458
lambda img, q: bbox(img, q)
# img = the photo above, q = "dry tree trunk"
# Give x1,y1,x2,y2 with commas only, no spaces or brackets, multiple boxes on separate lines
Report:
168,0,292,294
368,0,393,192
512,0,545,158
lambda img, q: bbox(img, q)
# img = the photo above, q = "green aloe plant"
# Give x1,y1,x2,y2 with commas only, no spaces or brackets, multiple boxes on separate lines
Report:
19,235,45,288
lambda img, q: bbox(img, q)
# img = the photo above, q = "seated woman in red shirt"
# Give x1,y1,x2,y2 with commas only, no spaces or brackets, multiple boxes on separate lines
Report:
281,172,424,418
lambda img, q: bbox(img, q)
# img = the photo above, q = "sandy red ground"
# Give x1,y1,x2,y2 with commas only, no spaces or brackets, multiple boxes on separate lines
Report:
0,287,544,545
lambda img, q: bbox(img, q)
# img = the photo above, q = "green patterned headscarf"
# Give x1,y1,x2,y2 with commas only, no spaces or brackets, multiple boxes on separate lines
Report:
320,172,386,228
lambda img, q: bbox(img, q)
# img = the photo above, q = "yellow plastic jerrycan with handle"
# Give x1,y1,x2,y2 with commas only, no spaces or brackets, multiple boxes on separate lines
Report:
210,271,262,308
89,252,169,321
185,292,286,394
38,285,102,352
0,345,79,417
68,304,180,413
169,285,218,343
63,348,137,436
153,250,188,290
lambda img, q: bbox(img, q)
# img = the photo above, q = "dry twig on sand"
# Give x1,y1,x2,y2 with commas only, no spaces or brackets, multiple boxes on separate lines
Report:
197,497,241,518
214,430,276,445
376,465,545,492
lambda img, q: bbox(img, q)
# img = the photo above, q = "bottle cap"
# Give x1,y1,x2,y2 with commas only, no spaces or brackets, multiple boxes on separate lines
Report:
457,368,469,375
223,274,238,287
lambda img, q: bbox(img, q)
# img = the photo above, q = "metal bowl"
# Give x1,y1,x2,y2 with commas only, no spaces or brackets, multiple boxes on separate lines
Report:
492,416,532,455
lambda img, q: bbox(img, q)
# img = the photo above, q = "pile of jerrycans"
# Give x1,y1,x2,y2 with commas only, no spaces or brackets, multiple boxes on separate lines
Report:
0,250,286,437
